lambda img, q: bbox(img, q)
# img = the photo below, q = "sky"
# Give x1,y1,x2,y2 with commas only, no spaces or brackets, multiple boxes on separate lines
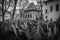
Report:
28,0,48,5
29,0,37,5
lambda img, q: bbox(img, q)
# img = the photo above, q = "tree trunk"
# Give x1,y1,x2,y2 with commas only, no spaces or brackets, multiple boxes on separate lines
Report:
2,0,4,22
2,0,10,22
12,0,17,20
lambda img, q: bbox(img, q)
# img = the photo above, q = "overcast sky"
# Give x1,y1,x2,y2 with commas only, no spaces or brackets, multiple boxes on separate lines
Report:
29,0,37,5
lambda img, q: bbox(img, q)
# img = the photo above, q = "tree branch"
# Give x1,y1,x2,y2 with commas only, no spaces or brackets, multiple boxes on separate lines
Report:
12,0,17,20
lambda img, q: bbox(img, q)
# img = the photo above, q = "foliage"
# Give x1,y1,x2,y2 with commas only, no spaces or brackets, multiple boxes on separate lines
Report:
0,20,59,40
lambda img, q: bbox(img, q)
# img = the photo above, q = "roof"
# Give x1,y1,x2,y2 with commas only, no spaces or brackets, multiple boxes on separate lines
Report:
26,3,37,10
24,10,41,12
43,0,57,3
24,2,41,12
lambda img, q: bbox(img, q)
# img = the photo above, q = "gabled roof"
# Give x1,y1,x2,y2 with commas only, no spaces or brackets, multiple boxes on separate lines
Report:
26,2,37,10
23,2,42,12
24,2,42,12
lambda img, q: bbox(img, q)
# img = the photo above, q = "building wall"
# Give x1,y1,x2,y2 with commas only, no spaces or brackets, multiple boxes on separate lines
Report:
14,9,20,20
43,0,60,21
0,2,2,21
20,11,39,20
4,12,10,20
31,11,38,20
0,16,2,21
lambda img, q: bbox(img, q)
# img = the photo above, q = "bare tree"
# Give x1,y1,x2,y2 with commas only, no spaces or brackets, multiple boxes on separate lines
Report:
12,0,17,20
2,0,11,22
2,0,4,22
2,0,18,22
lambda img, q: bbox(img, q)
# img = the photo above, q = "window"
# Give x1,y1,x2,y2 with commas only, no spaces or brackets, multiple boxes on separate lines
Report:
56,4,59,11
45,16,47,19
25,14,32,18
25,15,28,18
50,6,53,12
27,14,29,18
46,9,47,13
29,14,32,18
50,19,53,21
46,3,47,5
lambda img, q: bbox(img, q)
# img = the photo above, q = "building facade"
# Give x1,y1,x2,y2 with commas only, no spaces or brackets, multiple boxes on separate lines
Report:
4,12,10,20
20,3,41,21
43,0,60,21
